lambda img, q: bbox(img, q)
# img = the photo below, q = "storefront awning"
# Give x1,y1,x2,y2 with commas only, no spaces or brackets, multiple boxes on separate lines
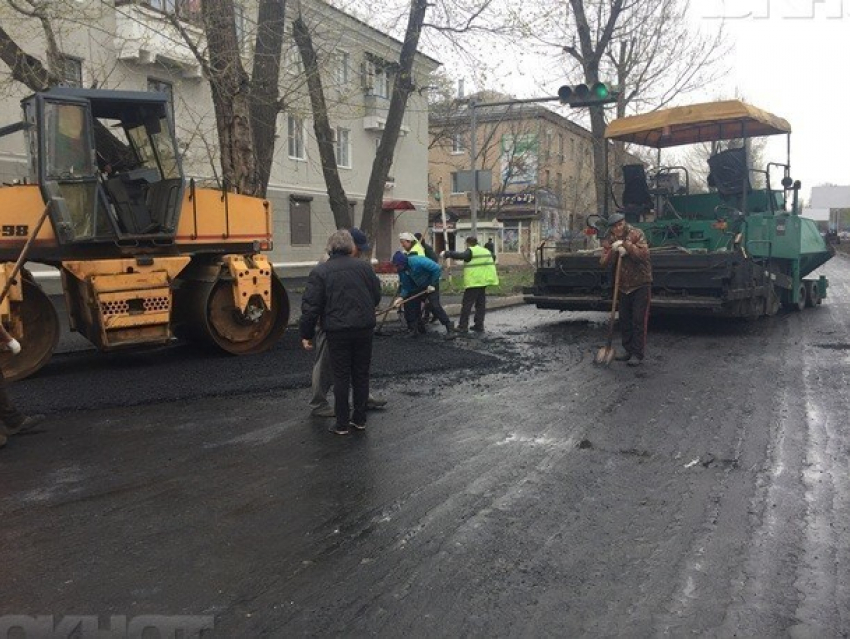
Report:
382,200,416,210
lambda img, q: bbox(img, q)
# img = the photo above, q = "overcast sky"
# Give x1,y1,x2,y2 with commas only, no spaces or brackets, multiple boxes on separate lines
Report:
701,0,850,202
441,0,848,205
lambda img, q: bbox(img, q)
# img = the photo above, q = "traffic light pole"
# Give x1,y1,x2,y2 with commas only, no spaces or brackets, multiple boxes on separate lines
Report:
468,95,561,238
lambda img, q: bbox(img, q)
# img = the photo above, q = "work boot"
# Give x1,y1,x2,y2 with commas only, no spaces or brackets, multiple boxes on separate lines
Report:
627,356,644,367
455,326,469,334
366,396,387,410
311,405,336,418
416,320,427,334
614,351,632,362
443,322,457,341
4,414,45,436
471,325,484,333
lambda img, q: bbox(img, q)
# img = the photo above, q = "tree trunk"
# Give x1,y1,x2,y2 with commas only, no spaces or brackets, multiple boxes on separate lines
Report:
202,0,258,196
250,0,286,198
0,25,54,89
360,0,428,249
292,14,352,229
568,0,624,215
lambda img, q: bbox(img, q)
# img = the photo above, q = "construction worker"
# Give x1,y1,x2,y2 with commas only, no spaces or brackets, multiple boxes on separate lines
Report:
414,232,439,262
391,251,456,340
414,232,440,323
0,325,44,448
599,212,652,366
442,236,499,334
398,232,425,257
308,228,387,417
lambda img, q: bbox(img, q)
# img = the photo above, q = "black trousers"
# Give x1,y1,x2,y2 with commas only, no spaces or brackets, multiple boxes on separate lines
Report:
459,286,487,330
326,327,373,428
404,286,450,328
619,285,651,360
0,367,23,428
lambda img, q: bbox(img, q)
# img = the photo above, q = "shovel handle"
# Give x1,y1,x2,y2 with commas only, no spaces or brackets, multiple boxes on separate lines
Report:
605,255,623,344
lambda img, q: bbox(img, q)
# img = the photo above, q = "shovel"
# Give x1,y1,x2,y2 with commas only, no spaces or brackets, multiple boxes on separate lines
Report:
595,254,623,366
374,289,431,335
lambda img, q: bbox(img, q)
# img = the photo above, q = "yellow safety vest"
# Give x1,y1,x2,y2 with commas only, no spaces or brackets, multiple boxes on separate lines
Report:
405,242,425,257
464,245,499,289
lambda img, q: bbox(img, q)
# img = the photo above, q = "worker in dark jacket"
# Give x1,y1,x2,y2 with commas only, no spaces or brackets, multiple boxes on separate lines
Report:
300,230,382,435
442,236,499,333
600,212,653,366
391,251,456,340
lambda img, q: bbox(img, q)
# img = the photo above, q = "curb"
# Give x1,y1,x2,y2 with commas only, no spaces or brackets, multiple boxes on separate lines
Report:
287,294,526,328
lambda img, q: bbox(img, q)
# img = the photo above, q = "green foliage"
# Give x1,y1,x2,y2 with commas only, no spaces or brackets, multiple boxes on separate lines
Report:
439,266,533,296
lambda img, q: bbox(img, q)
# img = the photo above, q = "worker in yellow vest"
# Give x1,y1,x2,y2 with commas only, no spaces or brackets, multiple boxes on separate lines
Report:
399,232,425,257
442,235,499,333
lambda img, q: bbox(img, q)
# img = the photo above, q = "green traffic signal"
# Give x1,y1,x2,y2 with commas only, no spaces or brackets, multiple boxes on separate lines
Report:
557,82,619,107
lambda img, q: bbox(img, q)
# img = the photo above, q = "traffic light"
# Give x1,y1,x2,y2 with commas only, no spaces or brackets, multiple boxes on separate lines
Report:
558,82,619,107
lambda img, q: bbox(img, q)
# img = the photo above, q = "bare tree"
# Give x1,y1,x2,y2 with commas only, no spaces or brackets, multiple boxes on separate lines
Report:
530,0,728,211
358,0,428,243
291,0,351,228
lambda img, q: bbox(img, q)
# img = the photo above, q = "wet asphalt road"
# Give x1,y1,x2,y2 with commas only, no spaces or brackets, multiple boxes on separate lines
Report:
2,255,850,636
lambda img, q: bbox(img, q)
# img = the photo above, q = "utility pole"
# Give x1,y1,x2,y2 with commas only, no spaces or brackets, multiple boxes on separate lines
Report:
469,98,478,237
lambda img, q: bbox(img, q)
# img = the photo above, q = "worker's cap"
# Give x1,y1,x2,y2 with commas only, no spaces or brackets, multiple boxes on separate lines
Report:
414,232,423,241
607,213,626,226
391,250,408,268
349,227,370,251
465,235,478,244
399,232,417,242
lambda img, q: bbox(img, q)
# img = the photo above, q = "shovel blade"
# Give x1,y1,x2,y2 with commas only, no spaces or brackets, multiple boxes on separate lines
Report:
595,345,615,366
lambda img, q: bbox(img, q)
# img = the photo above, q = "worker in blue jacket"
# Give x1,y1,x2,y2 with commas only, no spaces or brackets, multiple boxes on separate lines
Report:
391,251,456,340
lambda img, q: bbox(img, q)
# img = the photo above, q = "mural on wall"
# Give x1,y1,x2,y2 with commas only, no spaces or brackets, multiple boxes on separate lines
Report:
500,134,538,186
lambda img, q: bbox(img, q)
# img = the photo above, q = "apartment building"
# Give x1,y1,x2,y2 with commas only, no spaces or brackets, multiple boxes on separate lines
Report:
428,95,604,262
0,0,439,265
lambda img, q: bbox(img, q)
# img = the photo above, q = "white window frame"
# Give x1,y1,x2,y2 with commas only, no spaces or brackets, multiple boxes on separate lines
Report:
336,51,350,87
451,133,464,155
336,127,350,168
450,172,462,194
374,67,390,98
288,115,305,160
288,42,304,76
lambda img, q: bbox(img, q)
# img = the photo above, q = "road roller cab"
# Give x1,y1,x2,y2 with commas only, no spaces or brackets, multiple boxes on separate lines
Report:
0,88,289,380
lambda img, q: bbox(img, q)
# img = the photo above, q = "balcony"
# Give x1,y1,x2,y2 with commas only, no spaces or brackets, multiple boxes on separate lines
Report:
114,2,203,79
362,94,409,136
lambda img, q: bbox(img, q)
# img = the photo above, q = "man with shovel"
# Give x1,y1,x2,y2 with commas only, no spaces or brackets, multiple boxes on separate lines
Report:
391,251,457,340
599,213,652,366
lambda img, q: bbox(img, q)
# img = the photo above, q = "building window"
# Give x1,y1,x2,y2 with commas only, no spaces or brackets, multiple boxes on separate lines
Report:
60,57,82,88
450,172,461,194
147,77,174,121
545,170,550,187
137,0,202,24
451,133,464,154
336,51,350,86
288,42,304,76
375,67,390,98
288,115,304,160
290,197,312,245
570,138,575,159
336,127,350,168
558,134,564,161
234,4,246,48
